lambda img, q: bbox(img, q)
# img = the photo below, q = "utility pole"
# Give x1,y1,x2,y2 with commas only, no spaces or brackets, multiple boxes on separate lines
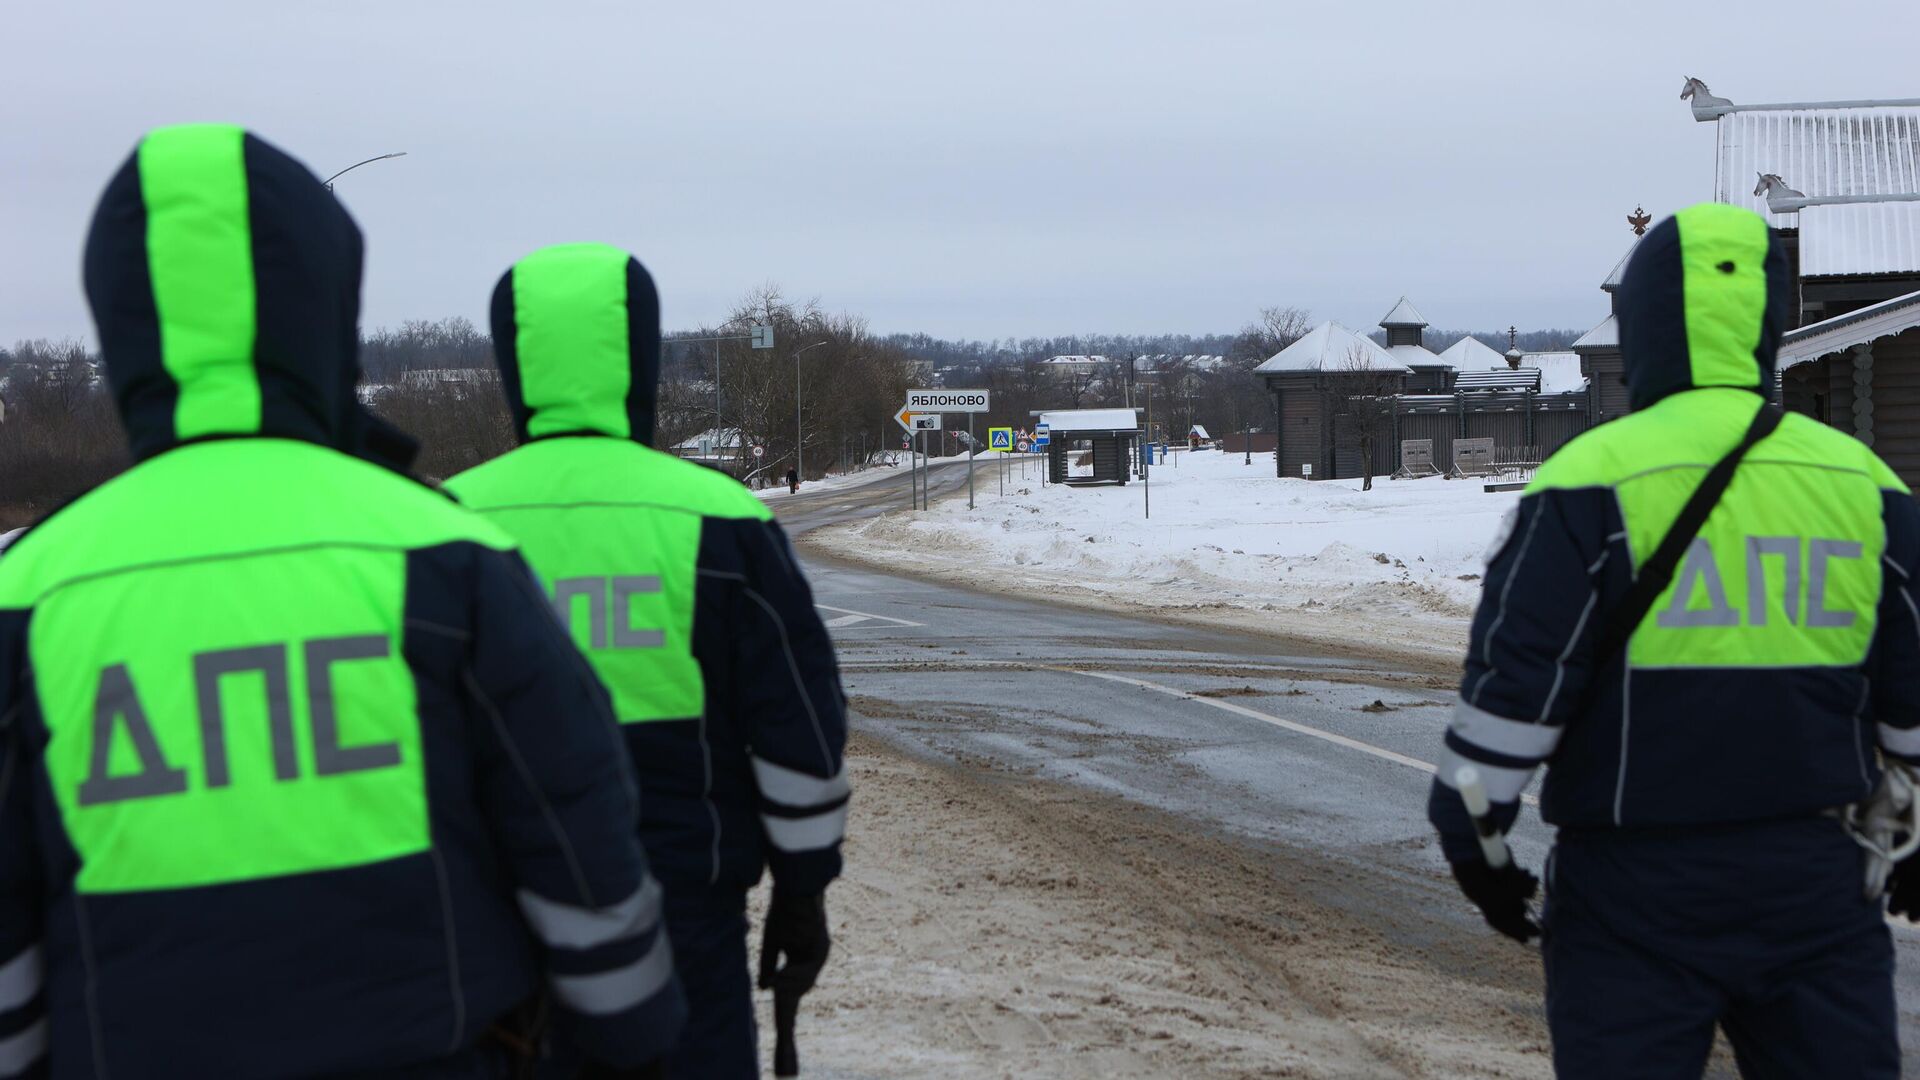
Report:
682,323,772,474
1144,382,1153,520
792,340,830,483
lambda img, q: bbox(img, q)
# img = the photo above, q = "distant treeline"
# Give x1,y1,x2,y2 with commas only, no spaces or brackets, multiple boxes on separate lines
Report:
875,327,1586,369
0,303,1584,522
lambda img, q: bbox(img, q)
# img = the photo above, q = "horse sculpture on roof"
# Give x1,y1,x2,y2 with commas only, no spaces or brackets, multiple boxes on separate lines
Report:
1681,77,1736,120
1754,173,1808,214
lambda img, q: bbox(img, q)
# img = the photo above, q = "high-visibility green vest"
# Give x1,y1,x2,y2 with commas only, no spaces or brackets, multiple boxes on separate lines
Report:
447,437,773,726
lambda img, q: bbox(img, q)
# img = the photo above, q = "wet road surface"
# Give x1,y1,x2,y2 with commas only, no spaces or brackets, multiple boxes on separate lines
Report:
776,463,1920,1074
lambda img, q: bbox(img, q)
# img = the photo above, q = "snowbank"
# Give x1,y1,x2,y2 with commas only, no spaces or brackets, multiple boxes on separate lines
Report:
756,454,971,501
808,449,1519,658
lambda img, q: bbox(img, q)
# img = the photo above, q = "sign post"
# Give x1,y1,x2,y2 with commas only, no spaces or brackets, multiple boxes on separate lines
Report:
905,389,990,414
968,413,975,510
1035,423,1050,488
986,427,1013,497
899,391,991,513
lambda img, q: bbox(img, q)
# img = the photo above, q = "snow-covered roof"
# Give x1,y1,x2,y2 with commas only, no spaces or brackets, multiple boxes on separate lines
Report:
1697,98,1920,278
1379,296,1428,328
1436,335,1506,369
1779,288,1920,370
1602,236,1641,292
1453,369,1539,392
1041,355,1110,366
1386,344,1445,369
1572,315,1618,352
1798,202,1920,278
1189,424,1211,438
1711,104,1920,227
1252,321,1408,375
1038,408,1142,433
1523,352,1588,395
671,427,743,450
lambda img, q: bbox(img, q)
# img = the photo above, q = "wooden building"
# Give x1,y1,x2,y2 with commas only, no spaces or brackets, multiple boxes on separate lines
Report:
1255,300,1591,480
1780,293,1920,483
1571,238,1635,424
1682,81,1920,483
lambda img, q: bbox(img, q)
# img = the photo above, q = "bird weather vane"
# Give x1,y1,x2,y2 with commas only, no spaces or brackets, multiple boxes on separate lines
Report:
1628,206,1652,235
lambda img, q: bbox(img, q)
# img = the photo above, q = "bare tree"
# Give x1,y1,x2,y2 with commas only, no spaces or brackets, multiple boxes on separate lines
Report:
1316,345,1403,491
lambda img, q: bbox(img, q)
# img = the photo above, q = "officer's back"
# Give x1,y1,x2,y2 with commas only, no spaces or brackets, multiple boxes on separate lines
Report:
0,127,685,1077
445,245,849,898
1429,202,1918,1079
447,245,849,1078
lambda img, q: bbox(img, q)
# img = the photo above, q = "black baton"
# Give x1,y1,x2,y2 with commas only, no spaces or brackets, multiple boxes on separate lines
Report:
773,987,800,1076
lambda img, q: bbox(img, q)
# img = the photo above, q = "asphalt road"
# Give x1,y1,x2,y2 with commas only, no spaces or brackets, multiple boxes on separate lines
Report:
776,460,1920,1074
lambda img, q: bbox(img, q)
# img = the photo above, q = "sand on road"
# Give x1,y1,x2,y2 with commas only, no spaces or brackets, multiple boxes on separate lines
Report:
758,727,1553,1079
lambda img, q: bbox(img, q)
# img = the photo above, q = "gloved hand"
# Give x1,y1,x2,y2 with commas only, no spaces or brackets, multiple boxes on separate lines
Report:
1450,859,1540,943
759,889,831,998
1887,854,1920,921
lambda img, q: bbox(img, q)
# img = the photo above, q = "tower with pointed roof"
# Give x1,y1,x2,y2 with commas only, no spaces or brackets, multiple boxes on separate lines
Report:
1378,297,1457,392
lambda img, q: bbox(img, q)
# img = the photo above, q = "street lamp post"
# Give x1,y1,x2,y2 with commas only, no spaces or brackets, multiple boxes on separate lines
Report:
792,340,831,482
322,152,407,191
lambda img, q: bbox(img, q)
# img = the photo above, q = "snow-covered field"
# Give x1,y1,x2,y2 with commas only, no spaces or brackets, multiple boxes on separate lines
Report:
808,448,1520,659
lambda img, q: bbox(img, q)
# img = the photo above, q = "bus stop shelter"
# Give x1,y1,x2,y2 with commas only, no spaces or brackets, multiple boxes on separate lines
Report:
1038,408,1142,485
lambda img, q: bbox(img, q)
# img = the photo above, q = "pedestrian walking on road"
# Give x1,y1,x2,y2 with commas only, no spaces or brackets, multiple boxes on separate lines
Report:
0,127,684,1077
786,467,799,495
447,243,849,1080
1429,202,1920,1079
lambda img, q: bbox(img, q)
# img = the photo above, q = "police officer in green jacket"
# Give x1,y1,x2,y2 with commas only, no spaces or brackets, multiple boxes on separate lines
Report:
1430,203,1920,1077
0,126,685,1077
447,244,850,1078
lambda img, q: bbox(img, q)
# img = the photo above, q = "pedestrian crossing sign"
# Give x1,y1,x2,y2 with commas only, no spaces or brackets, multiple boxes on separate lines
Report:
988,427,1013,452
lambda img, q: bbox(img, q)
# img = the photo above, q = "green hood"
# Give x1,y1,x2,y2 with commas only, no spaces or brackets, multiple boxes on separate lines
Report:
1615,202,1792,412
82,124,392,462
488,243,661,446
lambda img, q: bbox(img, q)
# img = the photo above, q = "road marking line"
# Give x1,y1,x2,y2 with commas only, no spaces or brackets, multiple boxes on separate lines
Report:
1061,668,1539,806
818,604,924,629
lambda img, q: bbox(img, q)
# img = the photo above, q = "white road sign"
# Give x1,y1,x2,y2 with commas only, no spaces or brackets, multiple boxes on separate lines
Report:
905,389,991,413
750,323,774,349
752,445,765,459
911,414,942,431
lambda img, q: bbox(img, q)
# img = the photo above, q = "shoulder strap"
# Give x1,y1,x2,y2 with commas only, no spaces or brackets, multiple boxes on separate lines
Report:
1587,403,1783,672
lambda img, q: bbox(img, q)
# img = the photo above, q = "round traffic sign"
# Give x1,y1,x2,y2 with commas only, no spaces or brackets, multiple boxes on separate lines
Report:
752,445,765,459
1016,439,1032,453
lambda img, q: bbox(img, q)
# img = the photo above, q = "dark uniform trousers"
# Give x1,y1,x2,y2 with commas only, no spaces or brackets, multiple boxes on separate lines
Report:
662,884,758,1080
1544,817,1899,1079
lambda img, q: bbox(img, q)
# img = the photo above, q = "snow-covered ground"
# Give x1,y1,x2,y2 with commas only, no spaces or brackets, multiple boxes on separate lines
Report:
807,448,1520,658
756,454,971,501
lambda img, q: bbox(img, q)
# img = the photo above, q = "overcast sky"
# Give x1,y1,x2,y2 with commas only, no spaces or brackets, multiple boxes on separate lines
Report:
5,0,1916,345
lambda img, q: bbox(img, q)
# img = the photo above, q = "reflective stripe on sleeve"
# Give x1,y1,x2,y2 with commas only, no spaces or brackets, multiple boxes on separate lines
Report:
0,1019,45,1078
550,931,676,1016
1450,701,1562,761
762,802,849,853
752,757,851,808
517,878,662,951
1880,723,1920,760
0,946,40,1014
1436,745,1537,803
